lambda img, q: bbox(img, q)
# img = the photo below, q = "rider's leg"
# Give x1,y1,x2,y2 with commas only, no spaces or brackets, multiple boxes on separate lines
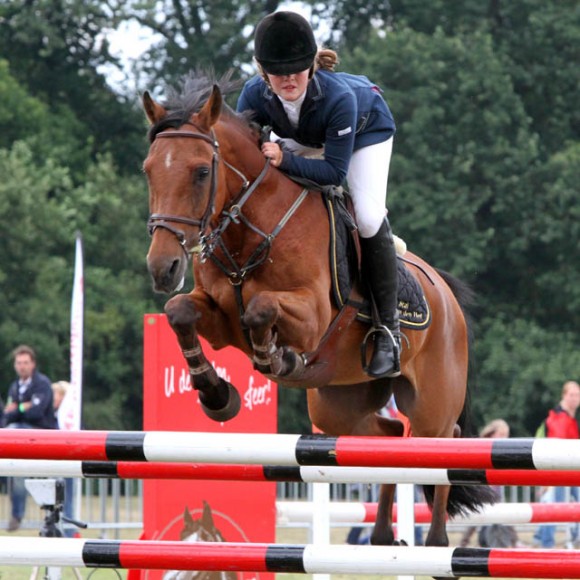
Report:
348,138,400,378
360,219,401,377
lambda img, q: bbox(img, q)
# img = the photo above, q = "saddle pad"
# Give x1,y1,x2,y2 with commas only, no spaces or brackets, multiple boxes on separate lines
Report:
326,195,431,330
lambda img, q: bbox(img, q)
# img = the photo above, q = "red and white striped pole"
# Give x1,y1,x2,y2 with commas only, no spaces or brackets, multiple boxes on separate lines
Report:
1,537,580,577
0,430,579,470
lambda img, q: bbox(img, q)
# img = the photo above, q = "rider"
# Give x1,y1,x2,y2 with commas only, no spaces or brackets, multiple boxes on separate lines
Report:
236,11,400,378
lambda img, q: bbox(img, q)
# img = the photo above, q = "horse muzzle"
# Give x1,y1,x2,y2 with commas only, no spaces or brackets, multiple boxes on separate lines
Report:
146,252,187,294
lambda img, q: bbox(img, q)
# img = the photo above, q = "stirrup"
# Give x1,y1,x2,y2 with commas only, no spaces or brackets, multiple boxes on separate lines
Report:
361,325,401,378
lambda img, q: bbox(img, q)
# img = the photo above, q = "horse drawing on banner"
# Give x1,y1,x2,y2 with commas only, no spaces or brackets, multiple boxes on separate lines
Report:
142,70,495,550
163,501,237,580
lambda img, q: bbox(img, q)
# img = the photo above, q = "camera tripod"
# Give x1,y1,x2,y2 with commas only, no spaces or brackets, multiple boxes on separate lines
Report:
26,478,86,580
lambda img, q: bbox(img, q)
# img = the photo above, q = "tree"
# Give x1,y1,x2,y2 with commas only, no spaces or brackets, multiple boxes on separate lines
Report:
116,0,282,91
341,28,537,280
0,59,92,178
473,317,580,436
0,0,146,175
489,1,580,155
0,140,160,430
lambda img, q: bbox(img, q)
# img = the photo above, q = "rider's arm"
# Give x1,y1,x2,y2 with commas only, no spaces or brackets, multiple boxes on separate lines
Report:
277,93,357,185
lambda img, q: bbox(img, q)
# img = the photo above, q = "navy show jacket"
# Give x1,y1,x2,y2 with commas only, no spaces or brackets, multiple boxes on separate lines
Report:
236,69,396,186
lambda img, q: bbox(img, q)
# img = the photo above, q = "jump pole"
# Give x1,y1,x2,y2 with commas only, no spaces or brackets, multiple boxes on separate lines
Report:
2,537,580,577
276,501,580,525
3,458,580,486
1,430,580,470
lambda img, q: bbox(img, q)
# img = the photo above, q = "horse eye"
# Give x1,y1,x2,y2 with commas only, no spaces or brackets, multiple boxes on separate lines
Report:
194,166,210,184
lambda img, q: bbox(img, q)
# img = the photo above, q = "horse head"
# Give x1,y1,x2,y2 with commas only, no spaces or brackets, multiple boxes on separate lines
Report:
178,500,225,542
163,501,236,580
144,67,269,292
143,83,230,293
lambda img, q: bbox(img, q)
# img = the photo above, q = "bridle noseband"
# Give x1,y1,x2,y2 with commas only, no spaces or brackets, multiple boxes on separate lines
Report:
147,125,220,256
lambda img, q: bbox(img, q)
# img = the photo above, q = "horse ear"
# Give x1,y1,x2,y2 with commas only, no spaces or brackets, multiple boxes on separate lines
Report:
183,506,194,525
143,91,167,125
201,499,215,528
196,84,222,131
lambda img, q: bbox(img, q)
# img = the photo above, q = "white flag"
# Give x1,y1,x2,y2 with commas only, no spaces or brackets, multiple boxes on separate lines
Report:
59,233,84,431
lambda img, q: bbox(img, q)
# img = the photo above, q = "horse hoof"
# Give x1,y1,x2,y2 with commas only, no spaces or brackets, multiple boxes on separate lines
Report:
200,383,241,422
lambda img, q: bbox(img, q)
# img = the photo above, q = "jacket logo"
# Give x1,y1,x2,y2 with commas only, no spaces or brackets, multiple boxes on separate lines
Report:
338,127,352,136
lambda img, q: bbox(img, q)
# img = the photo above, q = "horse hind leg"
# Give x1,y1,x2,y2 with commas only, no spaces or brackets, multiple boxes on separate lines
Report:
165,294,241,422
336,400,404,547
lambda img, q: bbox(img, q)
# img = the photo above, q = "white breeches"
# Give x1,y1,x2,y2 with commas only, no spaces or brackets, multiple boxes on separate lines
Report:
347,138,393,238
272,133,393,239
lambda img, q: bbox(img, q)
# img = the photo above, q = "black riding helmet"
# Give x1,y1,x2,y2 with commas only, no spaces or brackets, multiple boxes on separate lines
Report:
254,11,317,76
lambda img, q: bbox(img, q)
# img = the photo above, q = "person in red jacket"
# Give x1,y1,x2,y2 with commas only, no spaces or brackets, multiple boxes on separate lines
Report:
534,380,580,548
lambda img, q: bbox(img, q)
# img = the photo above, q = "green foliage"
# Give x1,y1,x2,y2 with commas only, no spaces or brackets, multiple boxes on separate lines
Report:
118,0,284,88
341,28,538,280
0,1,146,175
473,317,580,436
0,142,159,430
490,0,580,155
0,60,92,178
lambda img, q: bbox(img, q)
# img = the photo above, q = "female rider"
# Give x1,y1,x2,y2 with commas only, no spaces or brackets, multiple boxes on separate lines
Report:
237,11,400,378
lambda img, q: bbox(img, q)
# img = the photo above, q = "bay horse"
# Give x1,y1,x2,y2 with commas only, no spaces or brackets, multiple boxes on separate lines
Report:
142,71,494,549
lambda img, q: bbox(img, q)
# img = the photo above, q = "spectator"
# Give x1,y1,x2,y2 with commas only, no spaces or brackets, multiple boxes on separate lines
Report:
4,345,55,531
533,380,580,549
52,380,76,537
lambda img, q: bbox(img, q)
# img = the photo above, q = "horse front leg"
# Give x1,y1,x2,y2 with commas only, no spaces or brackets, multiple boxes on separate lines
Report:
242,290,324,378
165,293,241,422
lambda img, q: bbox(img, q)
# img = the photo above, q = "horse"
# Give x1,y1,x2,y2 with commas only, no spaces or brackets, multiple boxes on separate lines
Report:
163,501,237,580
142,70,495,549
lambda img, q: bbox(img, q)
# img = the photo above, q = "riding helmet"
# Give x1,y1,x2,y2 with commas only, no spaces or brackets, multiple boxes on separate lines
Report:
254,11,317,76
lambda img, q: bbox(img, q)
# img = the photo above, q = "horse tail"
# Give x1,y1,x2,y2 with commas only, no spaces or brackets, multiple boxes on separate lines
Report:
422,269,497,517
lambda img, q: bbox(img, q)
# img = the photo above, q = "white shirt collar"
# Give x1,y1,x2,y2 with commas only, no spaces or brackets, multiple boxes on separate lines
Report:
278,91,307,129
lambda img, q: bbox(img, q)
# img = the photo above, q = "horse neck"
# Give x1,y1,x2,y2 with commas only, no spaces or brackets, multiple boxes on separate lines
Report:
215,121,303,209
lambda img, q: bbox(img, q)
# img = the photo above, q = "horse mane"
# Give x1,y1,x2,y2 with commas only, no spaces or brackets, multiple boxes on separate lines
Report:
147,68,249,143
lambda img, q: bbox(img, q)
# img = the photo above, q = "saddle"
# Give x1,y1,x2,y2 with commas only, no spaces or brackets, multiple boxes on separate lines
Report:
324,190,431,330
272,176,431,384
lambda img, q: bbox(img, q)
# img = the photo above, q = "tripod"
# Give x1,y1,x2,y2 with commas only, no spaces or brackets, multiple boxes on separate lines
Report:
26,478,86,580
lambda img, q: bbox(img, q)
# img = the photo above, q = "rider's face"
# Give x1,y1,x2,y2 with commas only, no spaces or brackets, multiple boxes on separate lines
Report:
267,69,310,102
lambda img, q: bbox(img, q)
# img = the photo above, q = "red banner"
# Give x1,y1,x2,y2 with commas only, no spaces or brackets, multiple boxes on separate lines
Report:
141,313,277,580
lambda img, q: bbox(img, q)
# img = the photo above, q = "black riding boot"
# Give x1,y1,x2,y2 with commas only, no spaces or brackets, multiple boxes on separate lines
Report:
360,218,401,378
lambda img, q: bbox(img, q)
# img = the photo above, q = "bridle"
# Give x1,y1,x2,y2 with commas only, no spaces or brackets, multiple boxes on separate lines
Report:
147,123,221,255
146,121,308,288
146,119,313,346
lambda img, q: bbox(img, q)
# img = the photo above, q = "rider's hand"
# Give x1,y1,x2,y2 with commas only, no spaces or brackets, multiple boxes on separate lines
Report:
261,142,283,167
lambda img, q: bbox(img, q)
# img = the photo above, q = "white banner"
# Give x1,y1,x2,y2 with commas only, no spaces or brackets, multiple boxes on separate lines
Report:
59,233,83,431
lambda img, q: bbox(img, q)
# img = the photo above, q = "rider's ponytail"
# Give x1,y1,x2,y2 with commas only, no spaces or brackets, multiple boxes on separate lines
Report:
315,49,339,72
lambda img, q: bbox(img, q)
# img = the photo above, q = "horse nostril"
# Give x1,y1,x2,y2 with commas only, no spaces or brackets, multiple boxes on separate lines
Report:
169,258,181,277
